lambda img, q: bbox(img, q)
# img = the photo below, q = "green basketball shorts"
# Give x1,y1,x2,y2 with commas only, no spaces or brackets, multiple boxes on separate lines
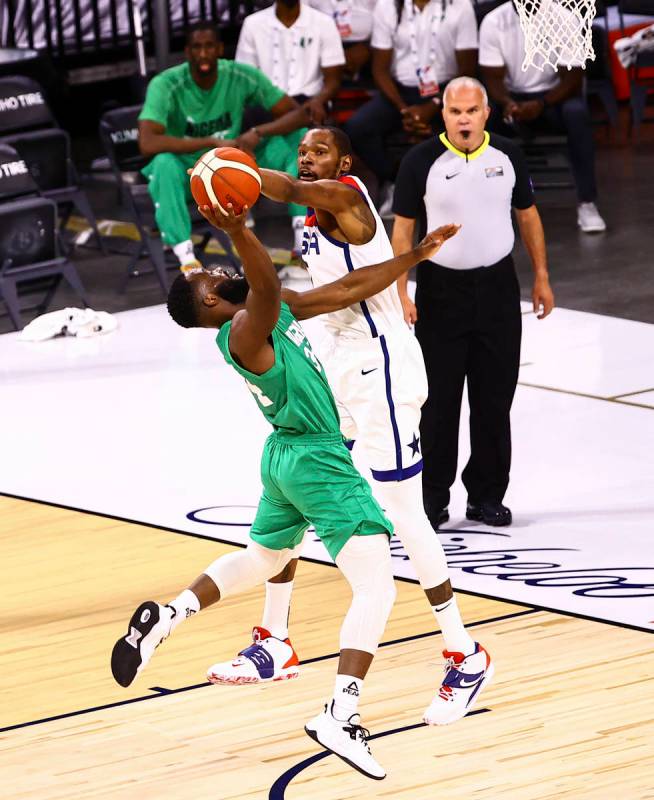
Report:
250,431,393,561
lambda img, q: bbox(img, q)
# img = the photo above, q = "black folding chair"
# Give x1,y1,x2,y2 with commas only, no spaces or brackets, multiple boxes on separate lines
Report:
99,105,240,296
0,75,55,134
0,75,104,251
3,128,105,251
0,197,89,330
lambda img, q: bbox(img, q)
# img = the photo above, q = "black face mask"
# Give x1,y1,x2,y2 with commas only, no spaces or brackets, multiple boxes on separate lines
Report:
217,276,249,305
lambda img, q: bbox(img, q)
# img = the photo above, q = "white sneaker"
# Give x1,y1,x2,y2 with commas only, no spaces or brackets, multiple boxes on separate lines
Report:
423,642,494,725
111,601,174,687
305,700,385,780
207,626,300,685
577,202,606,233
377,182,395,219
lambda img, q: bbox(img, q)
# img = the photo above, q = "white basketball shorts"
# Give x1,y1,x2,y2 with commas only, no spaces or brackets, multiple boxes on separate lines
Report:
319,326,428,481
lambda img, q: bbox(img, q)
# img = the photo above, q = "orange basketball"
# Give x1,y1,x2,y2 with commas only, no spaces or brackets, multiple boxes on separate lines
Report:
190,147,261,215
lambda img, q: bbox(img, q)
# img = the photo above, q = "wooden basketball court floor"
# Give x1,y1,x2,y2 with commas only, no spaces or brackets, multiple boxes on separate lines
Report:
3,494,653,800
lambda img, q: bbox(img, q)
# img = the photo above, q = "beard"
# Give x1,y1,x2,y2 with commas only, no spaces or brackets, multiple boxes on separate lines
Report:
278,0,299,7
217,276,249,305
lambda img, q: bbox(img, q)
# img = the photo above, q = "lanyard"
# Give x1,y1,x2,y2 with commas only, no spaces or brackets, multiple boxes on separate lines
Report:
404,0,446,72
271,24,301,91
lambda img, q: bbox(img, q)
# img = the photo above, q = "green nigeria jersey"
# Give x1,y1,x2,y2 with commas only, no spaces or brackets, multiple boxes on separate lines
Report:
139,61,284,141
216,303,341,436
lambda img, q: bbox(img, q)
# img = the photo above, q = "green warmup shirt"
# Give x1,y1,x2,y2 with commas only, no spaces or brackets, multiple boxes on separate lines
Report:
216,302,393,560
216,302,340,435
139,60,284,140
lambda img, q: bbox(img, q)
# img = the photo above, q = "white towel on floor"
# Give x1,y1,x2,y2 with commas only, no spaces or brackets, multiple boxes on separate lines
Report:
18,308,118,341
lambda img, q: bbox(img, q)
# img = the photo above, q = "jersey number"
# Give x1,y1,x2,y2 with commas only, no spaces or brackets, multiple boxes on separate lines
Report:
285,321,322,374
301,231,320,257
245,380,273,407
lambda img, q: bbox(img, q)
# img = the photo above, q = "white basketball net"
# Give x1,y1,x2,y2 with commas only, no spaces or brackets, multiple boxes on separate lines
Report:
514,0,597,72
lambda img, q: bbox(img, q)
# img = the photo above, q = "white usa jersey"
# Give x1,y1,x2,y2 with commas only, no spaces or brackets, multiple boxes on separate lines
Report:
301,175,405,338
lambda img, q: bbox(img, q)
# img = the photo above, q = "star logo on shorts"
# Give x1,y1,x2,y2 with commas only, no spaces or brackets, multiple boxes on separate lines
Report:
407,433,420,457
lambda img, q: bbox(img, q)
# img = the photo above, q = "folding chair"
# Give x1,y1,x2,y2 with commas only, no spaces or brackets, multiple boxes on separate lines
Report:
98,105,240,297
0,74,104,251
0,197,89,330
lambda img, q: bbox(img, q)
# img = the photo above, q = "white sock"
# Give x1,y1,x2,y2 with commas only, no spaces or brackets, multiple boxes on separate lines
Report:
292,215,305,252
332,674,363,720
172,239,195,267
167,589,200,634
262,580,294,640
432,598,475,655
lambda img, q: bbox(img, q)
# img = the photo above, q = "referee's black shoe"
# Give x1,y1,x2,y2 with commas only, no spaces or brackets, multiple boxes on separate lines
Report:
427,507,449,530
466,502,512,527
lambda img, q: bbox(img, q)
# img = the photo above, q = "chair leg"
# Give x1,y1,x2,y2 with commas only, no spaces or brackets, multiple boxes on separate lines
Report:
597,82,619,129
38,275,63,314
142,233,170,296
71,190,107,255
0,278,23,330
61,260,90,307
629,83,648,141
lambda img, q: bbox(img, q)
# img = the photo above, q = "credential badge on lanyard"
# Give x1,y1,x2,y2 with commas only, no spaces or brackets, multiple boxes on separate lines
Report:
406,0,441,97
334,0,353,38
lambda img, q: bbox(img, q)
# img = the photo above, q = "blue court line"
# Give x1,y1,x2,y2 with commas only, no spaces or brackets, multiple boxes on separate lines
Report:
2,492,652,634
268,708,492,800
0,608,536,734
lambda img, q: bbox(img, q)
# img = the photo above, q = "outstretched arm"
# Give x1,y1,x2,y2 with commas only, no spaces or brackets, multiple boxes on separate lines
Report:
283,225,460,320
260,169,360,216
199,204,281,373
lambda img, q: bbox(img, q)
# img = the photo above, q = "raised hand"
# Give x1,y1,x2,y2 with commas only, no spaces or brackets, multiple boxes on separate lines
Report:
417,224,461,258
198,202,249,234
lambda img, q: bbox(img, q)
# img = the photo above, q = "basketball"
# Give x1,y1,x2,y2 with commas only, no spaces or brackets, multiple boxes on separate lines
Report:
189,147,262,215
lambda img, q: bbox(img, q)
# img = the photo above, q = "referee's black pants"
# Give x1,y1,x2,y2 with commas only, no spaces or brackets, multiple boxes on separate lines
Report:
414,255,522,516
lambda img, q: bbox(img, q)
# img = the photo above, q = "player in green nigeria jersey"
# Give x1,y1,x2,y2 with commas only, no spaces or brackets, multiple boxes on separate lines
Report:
111,198,456,779
138,21,308,272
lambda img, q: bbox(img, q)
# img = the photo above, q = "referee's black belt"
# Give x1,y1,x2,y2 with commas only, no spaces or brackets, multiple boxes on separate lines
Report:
417,253,515,284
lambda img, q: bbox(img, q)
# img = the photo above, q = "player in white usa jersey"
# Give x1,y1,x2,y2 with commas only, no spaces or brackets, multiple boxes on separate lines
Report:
207,128,494,725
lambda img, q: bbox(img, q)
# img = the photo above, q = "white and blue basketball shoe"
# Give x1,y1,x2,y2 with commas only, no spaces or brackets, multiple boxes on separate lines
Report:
207,627,300,685
423,642,494,725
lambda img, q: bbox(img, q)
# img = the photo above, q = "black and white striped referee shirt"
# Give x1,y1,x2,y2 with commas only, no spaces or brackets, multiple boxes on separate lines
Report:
393,131,535,269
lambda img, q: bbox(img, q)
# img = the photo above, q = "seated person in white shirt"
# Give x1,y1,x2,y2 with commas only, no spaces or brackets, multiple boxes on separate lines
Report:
236,0,346,125
479,0,606,233
308,0,377,79
343,0,477,205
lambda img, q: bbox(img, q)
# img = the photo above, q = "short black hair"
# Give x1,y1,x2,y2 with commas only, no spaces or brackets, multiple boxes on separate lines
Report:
167,273,200,328
185,21,220,45
311,126,353,158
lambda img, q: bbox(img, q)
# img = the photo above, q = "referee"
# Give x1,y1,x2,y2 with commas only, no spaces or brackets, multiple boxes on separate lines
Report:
392,76,554,529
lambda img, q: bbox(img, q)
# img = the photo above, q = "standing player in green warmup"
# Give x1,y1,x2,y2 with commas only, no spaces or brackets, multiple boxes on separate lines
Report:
138,21,308,272
110,199,458,779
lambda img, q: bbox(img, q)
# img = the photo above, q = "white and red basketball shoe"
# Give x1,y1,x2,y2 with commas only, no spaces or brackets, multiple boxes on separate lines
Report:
423,642,494,725
206,626,300,685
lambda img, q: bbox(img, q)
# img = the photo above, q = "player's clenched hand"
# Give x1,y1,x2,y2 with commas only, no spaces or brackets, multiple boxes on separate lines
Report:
417,224,461,257
198,202,249,234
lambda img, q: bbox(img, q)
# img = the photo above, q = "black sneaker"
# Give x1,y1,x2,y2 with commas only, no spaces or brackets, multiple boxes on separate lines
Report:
111,601,174,687
466,502,512,527
427,507,449,530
